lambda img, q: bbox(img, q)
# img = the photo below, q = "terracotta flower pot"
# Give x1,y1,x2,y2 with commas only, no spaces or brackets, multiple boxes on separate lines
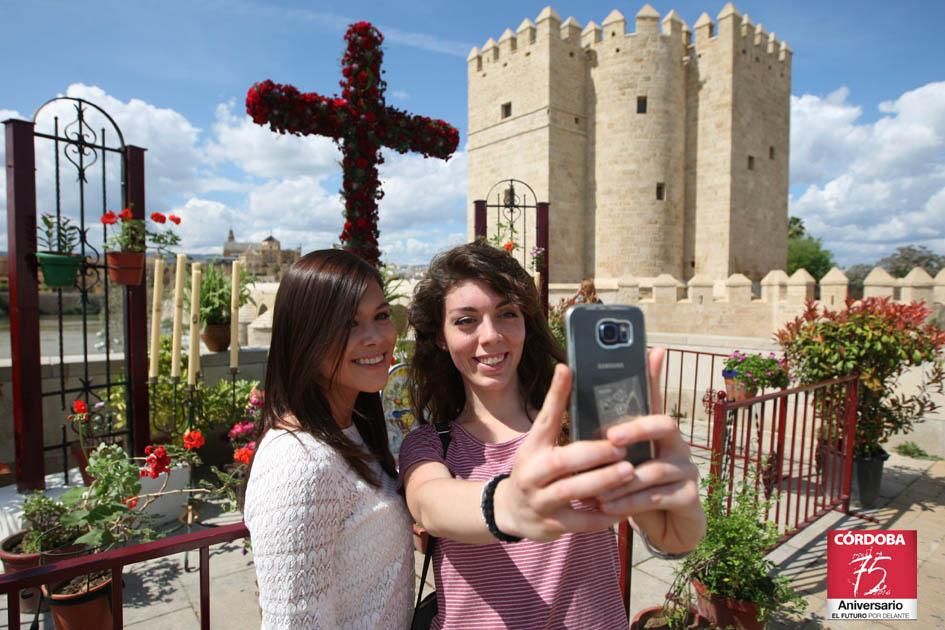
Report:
630,605,707,629
201,322,231,352
692,579,764,630
0,531,45,614
42,572,113,630
106,251,145,285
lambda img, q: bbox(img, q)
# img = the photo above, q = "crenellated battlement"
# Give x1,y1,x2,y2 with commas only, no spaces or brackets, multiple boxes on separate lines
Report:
690,4,791,65
468,4,790,73
468,4,793,293
548,267,945,337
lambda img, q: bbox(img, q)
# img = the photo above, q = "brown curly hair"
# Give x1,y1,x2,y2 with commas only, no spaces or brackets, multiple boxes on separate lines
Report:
408,240,565,425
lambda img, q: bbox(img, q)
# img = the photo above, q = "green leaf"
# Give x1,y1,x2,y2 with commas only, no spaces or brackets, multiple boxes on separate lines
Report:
59,487,86,505
75,529,104,547
61,509,90,526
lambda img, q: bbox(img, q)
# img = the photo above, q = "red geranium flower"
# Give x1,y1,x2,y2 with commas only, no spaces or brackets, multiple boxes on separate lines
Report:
503,241,515,252
233,446,254,465
168,214,181,225
150,212,166,224
119,207,134,221
142,444,171,478
71,399,88,415
101,211,118,225
124,496,139,509
183,429,205,451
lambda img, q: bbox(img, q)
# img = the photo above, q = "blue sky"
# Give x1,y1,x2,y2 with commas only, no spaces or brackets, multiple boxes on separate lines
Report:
2,0,944,267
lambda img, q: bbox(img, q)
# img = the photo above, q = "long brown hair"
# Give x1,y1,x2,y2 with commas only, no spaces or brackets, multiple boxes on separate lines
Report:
408,240,565,425
258,249,396,486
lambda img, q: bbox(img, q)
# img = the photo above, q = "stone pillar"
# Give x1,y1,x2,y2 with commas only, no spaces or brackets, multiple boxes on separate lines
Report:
616,276,640,304
863,267,896,299
935,268,945,305
786,269,815,303
819,267,848,307
725,273,752,304
687,274,714,305
900,267,934,304
760,270,788,303
653,274,684,303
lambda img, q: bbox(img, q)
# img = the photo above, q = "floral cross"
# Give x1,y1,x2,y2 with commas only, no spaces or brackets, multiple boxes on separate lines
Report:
246,22,459,267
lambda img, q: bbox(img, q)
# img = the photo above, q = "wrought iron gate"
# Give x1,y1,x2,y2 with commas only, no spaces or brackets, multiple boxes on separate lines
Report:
5,97,150,491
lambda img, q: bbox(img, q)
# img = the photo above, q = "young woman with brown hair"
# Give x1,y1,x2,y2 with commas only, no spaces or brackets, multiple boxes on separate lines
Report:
400,241,705,629
244,249,413,629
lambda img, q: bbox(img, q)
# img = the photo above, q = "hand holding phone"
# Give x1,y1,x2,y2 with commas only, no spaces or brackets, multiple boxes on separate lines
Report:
565,304,654,466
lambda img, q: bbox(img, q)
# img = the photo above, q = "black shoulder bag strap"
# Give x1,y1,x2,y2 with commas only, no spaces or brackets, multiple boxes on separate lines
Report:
413,421,451,612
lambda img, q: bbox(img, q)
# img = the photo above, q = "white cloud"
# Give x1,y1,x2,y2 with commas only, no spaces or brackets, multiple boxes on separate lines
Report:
790,81,945,266
0,109,22,249
1,86,466,264
205,102,341,179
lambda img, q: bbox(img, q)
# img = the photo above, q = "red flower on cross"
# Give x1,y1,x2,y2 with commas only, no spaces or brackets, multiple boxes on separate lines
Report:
245,21,459,268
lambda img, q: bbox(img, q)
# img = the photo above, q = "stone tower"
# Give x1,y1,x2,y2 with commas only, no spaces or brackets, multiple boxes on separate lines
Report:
467,3,792,284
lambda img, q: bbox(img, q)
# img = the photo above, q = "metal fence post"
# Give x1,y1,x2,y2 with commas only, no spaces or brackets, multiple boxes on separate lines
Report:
5,117,45,491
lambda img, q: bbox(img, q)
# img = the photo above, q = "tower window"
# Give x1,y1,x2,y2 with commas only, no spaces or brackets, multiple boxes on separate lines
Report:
501,102,512,119
637,96,647,114
747,155,755,170
769,146,775,159
656,182,666,200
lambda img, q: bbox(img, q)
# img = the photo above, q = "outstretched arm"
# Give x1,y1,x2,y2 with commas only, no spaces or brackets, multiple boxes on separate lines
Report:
403,365,636,544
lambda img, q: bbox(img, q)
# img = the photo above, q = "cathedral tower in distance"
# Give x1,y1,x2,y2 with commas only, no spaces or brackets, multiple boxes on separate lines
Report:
467,3,791,283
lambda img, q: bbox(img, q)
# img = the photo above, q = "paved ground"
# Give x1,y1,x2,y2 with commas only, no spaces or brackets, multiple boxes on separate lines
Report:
4,453,942,628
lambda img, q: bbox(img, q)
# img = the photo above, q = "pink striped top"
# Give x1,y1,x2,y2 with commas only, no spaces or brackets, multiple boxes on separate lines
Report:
399,423,628,630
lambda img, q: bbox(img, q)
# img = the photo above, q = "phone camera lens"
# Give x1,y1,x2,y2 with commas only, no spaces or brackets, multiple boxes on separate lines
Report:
599,322,619,345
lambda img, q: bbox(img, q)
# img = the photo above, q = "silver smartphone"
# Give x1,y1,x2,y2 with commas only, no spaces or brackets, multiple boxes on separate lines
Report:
565,304,654,465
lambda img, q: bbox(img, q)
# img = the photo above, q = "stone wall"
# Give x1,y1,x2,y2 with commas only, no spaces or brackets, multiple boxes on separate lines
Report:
550,266,945,338
0,348,269,468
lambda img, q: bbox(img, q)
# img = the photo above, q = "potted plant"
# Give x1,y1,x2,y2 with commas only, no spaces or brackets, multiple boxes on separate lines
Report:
35,213,83,288
67,398,123,484
36,441,226,629
777,298,945,506
191,260,254,352
721,351,789,401
665,474,806,629
107,336,261,469
101,208,181,285
0,493,82,614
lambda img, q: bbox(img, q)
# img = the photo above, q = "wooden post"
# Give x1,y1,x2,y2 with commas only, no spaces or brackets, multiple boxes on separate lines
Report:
5,118,45,491
536,201,549,315
473,199,487,240
124,145,150,455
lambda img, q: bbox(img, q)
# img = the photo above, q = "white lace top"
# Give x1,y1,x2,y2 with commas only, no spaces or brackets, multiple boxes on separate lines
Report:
245,425,414,629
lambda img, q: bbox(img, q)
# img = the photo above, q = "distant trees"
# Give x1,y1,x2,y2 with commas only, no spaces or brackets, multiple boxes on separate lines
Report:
787,216,834,280
877,245,945,278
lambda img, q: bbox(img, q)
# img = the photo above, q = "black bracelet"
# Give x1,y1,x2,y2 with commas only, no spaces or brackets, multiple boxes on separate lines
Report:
480,473,523,543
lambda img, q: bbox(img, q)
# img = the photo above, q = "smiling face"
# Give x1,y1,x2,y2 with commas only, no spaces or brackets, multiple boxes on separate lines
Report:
322,279,396,411
442,279,526,397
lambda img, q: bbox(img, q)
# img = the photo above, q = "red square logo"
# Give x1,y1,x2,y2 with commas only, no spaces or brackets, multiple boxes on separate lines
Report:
827,530,917,620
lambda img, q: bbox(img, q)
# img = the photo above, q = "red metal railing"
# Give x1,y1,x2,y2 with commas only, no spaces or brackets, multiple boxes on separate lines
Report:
659,348,729,451
0,522,248,629
708,375,858,545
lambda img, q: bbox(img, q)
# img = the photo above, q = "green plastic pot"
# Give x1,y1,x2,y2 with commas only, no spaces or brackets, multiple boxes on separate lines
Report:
36,252,82,288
